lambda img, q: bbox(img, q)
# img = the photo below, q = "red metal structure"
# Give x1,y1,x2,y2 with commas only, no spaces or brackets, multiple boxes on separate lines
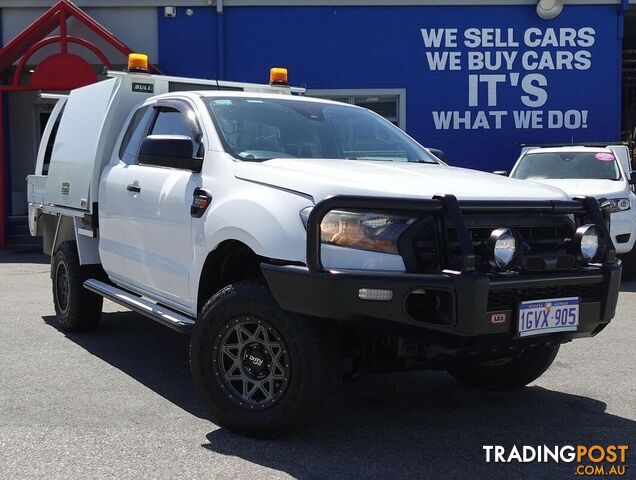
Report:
0,0,159,249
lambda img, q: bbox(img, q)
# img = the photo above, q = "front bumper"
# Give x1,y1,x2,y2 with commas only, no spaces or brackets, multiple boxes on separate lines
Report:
262,263,621,341
262,194,621,347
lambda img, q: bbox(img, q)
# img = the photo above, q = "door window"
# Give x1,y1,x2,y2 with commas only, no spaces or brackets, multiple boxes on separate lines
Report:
151,108,194,137
119,105,152,164
150,107,202,157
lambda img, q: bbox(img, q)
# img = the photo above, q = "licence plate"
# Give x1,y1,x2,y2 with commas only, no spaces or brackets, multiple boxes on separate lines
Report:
518,297,579,337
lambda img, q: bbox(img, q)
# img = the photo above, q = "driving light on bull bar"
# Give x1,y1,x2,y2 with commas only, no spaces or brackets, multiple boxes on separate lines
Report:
574,225,604,264
300,208,417,254
487,228,520,270
358,288,393,301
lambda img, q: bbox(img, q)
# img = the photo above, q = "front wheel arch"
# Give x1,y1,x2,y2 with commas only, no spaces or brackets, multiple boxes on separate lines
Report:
196,240,265,314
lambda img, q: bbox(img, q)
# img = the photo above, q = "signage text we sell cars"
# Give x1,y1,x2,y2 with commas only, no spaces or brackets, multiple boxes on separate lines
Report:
421,27,595,131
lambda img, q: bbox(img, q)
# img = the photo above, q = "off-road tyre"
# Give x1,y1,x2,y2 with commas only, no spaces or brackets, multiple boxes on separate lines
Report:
190,280,338,438
447,345,560,391
619,248,636,281
51,241,103,332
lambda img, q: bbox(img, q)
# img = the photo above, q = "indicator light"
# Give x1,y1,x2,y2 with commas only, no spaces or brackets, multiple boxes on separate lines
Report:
358,288,393,302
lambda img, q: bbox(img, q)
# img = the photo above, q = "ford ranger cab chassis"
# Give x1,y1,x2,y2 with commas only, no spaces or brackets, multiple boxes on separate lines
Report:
27,61,621,438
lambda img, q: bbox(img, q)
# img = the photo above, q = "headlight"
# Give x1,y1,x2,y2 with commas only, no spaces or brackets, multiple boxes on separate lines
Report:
486,228,520,270
608,198,630,213
574,225,604,263
300,207,417,254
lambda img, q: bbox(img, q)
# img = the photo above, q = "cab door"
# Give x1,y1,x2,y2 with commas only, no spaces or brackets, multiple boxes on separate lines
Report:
123,99,204,309
99,104,154,283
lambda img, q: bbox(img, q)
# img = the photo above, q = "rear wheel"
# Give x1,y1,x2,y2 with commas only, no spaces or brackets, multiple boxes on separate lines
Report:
51,241,103,332
619,247,636,281
447,345,560,391
190,280,337,438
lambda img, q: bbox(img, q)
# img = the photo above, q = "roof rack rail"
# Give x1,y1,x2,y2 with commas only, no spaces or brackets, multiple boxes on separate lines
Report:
107,70,306,95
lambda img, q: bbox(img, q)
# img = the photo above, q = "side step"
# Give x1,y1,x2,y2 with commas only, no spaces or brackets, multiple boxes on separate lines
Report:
84,279,195,334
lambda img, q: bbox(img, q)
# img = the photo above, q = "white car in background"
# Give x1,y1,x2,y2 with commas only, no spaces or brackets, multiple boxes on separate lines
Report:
510,145,636,279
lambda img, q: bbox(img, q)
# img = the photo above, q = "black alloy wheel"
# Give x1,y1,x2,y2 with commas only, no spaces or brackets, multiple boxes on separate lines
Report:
214,317,291,410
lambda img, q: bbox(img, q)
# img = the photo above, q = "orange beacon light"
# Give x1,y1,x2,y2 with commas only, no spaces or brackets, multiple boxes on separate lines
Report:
128,53,149,73
269,67,288,86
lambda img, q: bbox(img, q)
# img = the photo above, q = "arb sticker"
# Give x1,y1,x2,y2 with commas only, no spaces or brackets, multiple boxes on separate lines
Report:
595,152,615,162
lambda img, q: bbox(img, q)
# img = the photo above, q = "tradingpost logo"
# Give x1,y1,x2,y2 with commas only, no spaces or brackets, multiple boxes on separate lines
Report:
483,444,630,476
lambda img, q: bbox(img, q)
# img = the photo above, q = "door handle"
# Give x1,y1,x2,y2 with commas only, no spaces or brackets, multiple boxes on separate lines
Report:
127,184,141,193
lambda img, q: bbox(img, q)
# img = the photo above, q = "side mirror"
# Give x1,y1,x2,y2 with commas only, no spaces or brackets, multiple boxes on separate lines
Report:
632,127,636,144
428,148,448,164
630,171,636,186
493,170,508,176
138,135,203,172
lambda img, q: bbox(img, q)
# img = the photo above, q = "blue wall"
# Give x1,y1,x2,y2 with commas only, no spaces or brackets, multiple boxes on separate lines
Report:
158,6,217,79
158,5,622,172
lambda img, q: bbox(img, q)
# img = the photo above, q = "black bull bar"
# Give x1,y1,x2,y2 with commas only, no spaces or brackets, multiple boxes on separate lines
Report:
305,194,616,272
261,194,620,340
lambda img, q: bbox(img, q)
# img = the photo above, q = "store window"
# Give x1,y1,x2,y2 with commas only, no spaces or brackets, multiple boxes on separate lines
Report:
307,89,406,129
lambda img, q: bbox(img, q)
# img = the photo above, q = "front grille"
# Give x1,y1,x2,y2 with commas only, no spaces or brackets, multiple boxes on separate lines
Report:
487,283,603,311
412,218,440,271
411,212,577,273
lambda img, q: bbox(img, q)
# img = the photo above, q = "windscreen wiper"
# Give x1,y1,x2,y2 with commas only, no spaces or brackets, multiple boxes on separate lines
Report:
414,158,437,164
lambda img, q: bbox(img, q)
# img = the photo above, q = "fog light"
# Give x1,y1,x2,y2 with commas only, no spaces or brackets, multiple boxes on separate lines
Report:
358,288,393,301
574,225,604,263
487,228,520,270
616,233,631,244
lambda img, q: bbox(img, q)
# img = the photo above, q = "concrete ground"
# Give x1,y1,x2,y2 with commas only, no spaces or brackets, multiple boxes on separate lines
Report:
0,249,634,479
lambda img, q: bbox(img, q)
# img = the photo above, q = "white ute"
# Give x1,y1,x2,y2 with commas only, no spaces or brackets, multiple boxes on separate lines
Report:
28,55,621,438
510,145,636,279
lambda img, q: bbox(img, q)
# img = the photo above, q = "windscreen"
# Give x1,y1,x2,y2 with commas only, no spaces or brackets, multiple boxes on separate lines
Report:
512,151,621,181
206,97,438,163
